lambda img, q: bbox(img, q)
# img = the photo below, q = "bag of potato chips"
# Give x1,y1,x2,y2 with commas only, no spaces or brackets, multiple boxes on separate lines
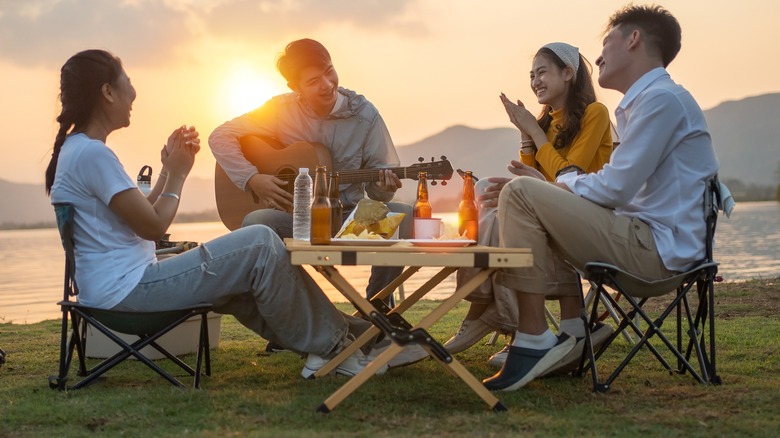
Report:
336,199,405,239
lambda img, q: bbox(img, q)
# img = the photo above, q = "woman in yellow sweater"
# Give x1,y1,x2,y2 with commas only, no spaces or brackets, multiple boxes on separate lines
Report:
440,42,613,371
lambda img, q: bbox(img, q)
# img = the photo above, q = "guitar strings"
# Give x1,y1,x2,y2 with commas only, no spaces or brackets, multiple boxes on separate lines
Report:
276,164,447,183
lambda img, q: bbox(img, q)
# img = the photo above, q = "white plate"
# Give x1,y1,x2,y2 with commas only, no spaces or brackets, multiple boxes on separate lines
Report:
407,239,476,247
329,238,399,246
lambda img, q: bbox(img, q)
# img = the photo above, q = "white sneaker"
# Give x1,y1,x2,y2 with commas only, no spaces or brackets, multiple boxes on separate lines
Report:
387,344,429,368
301,348,388,379
443,319,493,354
540,323,615,377
487,344,510,368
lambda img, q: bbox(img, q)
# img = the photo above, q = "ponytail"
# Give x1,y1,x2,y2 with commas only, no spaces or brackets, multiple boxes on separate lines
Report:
45,121,73,195
44,49,122,197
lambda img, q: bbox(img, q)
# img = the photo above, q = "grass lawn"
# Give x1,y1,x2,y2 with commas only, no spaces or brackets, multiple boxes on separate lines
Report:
1,279,779,437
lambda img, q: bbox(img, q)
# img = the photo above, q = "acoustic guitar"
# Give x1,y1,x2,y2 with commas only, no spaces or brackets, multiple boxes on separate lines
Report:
214,136,454,230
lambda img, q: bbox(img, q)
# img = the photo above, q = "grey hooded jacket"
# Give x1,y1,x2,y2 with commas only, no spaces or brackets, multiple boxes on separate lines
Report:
208,87,399,208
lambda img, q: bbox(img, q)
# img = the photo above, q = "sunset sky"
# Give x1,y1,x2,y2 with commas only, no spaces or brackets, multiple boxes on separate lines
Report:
1,0,778,185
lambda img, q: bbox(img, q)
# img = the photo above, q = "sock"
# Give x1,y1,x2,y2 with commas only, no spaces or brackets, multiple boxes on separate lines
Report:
512,329,557,350
559,318,586,338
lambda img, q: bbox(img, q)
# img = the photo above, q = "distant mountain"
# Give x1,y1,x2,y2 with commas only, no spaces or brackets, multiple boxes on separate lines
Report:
394,125,521,212
2,93,778,226
704,93,780,186
0,179,52,226
0,176,215,227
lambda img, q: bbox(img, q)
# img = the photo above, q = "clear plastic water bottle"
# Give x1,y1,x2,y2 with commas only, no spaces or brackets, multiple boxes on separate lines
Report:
292,168,313,240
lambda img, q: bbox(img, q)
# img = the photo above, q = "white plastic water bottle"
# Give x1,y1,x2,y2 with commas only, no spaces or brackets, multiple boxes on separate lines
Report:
292,168,313,240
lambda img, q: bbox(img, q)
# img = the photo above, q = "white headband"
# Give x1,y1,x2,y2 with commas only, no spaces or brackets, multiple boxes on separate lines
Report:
542,42,580,76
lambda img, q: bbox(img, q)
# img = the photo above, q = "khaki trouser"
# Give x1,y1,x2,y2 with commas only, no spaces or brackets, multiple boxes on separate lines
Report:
456,207,520,333
495,177,675,295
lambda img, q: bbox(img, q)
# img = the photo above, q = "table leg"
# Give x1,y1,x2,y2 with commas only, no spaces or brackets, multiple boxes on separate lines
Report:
316,266,506,412
315,266,454,377
352,266,421,317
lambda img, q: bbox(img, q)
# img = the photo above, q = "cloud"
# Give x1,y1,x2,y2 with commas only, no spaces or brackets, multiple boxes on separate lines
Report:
0,0,195,68
193,0,427,44
0,0,426,69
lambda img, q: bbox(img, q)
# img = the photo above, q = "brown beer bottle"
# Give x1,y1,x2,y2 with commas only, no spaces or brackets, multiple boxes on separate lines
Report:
310,165,332,245
413,171,432,219
458,170,478,240
328,172,343,237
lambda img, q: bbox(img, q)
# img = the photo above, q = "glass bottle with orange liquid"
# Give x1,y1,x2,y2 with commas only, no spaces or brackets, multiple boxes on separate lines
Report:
328,172,343,237
310,165,332,245
413,171,432,219
458,170,478,240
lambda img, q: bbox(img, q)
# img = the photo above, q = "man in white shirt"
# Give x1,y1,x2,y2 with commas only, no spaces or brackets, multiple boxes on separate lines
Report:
482,4,719,391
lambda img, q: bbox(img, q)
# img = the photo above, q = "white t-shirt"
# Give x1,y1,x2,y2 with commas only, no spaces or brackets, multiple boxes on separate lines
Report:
51,133,156,308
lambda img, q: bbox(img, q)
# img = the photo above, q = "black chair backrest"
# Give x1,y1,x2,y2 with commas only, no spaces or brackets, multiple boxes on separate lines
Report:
53,203,78,299
703,176,721,264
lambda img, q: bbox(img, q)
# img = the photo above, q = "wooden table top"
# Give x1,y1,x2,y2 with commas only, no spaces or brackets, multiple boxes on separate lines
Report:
284,238,532,268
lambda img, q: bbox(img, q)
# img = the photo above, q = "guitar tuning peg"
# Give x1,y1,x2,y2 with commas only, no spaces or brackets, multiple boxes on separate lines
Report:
441,180,447,186
430,157,435,162
440,155,447,161
417,157,424,163
431,180,438,186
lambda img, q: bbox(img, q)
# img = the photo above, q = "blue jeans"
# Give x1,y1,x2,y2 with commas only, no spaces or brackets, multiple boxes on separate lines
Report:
114,225,364,358
243,202,413,305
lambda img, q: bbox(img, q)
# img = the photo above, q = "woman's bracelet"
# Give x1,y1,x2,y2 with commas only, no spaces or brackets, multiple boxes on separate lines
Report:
159,172,168,179
160,192,180,201
521,139,535,146
521,146,535,154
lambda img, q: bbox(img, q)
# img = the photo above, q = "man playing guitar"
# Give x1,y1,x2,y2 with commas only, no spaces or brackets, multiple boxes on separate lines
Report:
209,38,410,306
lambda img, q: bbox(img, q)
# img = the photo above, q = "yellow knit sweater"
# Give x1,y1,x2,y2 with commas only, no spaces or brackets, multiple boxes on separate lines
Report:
520,102,613,181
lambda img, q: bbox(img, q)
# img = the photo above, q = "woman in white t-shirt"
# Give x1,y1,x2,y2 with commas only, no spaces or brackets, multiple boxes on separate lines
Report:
45,49,381,379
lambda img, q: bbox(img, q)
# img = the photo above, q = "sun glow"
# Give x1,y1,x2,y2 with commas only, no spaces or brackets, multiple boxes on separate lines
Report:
222,67,281,116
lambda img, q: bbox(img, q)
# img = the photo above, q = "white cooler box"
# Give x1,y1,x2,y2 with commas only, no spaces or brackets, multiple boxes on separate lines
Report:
85,312,222,360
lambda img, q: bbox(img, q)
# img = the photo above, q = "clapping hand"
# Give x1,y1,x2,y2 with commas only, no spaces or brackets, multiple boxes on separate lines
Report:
500,93,538,133
162,125,199,179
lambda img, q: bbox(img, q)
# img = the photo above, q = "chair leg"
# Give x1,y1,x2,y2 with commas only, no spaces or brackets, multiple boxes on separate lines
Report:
73,311,196,389
704,275,720,384
194,311,212,388
54,306,213,390
576,277,601,390
580,271,684,391
49,310,72,390
584,282,635,345
681,276,720,385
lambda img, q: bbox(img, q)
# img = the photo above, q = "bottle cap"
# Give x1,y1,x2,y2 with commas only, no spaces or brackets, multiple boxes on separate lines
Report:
299,168,309,174
137,165,152,184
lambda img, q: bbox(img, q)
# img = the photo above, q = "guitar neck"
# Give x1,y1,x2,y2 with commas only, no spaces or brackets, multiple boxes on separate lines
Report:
278,166,428,184
334,167,408,184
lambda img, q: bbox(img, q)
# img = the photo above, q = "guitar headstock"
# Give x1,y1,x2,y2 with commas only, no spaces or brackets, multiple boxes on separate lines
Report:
410,156,454,185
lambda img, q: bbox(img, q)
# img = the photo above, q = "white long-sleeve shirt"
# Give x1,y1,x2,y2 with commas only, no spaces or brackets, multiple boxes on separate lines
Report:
563,68,719,271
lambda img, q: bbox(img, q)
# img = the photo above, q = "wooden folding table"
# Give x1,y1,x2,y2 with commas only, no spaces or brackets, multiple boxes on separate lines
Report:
285,239,533,412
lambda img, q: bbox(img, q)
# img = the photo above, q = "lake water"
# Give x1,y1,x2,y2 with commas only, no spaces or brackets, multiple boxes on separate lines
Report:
1,202,778,324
